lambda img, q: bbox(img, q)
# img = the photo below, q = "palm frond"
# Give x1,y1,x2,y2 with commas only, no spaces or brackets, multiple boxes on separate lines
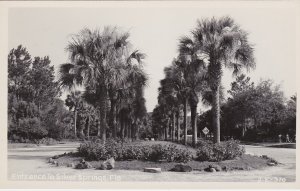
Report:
127,50,146,65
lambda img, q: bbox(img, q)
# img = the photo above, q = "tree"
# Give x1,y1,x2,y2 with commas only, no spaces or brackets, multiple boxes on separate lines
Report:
8,45,61,141
157,81,178,141
152,104,169,140
225,74,255,138
217,78,289,141
65,91,82,137
111,59,148,140
228,74,254,97
59,27,146,141
158,50,206,146
42,99,73,139
84,104,96,139
284,94,296,137
178,36,207,146
138,112,153,139
29,56,60,110
8,45,31,101
160,59,190,144
191,17,255,143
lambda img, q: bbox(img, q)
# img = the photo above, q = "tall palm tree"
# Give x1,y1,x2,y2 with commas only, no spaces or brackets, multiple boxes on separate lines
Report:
116,63,148,140
157,83,177,141
161,59,190,145
59,27,146,141
107,53,147,139
156,99,172,141
161,54,206,146
178,36,207,146
191,17,255,143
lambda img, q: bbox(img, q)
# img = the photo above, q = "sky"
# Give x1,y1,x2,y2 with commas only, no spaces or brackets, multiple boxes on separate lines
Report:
8,1,297,112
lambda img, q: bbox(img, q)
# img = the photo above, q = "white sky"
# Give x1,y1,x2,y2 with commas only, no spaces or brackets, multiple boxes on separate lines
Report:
8,1,297,112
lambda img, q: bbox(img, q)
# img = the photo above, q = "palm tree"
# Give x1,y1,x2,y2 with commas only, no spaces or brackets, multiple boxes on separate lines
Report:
59,27,146,141
107,54,147,139
65,91,82,137
161,56,190,144
116,63,148,140
161,59,189,145
191,17,255,143
76,100,87,138
178,36,207,146
157,84,177,141
123,58,148,140
82,103,95,139
161,54,206,146
152,104,168,140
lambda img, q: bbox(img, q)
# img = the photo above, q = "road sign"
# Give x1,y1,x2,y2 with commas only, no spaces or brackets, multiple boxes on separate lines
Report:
202,127,209,135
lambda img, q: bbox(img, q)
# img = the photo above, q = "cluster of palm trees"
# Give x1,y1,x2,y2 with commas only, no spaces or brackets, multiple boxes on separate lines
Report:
154,16,255,146
59,27,148,141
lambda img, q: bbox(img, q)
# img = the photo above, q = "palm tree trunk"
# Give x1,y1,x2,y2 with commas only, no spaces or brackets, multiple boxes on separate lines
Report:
166,118,170,141
99,89,108,142
212,85,221,143
87,116,90,140
134,123,139,140
128,122,132,140
177,110,180,142
172,112,176,141
183,98,188,145
191,105,197,147
77,114,85,138
97,119,101,137
121,120,125,139
74,110,77,138
110,99,117,138
125,120,128,138
164,125,167,141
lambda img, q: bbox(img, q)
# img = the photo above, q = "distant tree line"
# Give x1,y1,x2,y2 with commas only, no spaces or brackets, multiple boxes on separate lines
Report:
199,75,296,142
8,27,151,142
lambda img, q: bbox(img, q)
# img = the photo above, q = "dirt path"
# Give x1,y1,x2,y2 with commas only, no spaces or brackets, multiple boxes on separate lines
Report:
7,143,295,182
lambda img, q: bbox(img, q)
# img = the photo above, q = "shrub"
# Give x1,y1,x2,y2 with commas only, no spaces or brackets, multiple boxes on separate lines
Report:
261,155,279,165
196,140,245,162
163,144,192,163
35,137,58,145
77,140,193,163
18,117,48,139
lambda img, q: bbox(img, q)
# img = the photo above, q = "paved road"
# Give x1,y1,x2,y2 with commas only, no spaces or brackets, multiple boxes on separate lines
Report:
7,143,295,182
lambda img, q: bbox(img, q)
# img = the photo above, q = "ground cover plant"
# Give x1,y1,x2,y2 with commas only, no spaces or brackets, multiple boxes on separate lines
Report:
77,139,193,163
195,140,245,162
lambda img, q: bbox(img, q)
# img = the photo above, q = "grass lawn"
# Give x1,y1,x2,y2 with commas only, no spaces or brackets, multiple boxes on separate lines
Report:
52,140,274,172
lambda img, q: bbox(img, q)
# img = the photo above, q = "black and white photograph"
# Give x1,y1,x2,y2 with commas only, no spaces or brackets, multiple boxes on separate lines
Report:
0,0,299,189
